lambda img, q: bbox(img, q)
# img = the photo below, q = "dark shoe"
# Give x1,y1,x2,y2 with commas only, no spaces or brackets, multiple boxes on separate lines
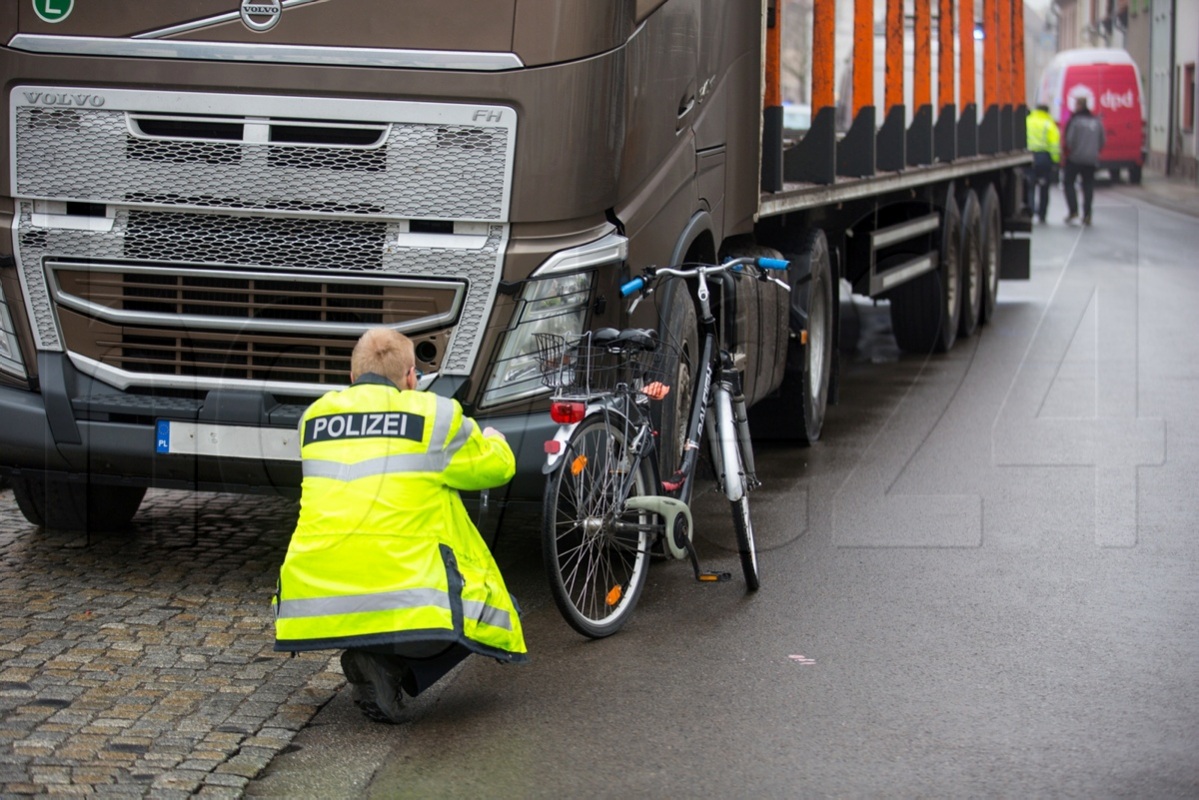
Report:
1083,215,1092,226
340,651,405,724
1037,215,1046,223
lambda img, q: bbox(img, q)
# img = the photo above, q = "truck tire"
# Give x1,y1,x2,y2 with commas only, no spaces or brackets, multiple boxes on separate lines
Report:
790,229,834,444
744,232,833,444
890,189,962,353
958,189,984,338
652,276,699,493
1129,164,1142,185
11,475,145,532
979,184,1003,323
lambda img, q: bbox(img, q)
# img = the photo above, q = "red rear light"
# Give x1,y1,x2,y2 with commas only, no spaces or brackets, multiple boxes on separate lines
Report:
544,440,562,454
549,401,586,424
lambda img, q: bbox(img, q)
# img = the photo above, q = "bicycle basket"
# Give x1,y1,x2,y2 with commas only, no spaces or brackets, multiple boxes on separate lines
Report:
535,331,675,398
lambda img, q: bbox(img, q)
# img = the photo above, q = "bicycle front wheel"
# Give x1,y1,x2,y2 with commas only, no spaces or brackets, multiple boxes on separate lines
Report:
731,493,760,591
542,414,654,638
714,389,760,591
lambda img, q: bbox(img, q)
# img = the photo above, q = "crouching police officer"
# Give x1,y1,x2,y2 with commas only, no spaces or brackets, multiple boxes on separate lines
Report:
274,327,527,723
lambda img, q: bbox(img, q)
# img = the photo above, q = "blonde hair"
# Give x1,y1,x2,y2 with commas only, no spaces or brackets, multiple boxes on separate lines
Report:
350,327,415,387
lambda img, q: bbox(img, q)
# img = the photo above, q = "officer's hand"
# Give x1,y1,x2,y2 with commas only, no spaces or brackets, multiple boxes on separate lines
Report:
482,426,506,441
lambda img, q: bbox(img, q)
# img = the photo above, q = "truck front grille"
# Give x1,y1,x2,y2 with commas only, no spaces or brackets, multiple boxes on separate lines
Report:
50,263,462,387
122,211,387,272
11,87,516,390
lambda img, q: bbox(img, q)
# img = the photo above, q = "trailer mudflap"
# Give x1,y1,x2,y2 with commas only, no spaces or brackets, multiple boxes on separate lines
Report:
1000,234,1031,280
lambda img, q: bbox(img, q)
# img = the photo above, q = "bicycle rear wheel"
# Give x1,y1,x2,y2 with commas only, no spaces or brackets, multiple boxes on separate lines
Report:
542,413,654,638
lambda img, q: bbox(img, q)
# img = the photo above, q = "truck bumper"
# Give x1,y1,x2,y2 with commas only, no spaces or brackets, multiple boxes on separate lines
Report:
0,358,556,502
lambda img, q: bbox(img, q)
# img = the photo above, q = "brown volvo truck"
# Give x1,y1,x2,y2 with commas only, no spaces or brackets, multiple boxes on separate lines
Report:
0,0,1031,531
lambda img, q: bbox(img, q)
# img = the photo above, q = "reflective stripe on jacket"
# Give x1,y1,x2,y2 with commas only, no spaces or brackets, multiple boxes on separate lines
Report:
274,375,526,661
1026,109,1061,163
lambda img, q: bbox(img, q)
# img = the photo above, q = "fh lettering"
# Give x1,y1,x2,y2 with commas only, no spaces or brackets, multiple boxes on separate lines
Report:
305,412,426,444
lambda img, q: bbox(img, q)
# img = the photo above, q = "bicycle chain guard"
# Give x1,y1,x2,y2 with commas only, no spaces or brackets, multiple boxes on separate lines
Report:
622,496,731,583
623,496,691,560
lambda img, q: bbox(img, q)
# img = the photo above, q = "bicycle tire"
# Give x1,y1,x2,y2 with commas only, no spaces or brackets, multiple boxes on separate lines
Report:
542,413,654,638
731,494,760,591
712,388,760,591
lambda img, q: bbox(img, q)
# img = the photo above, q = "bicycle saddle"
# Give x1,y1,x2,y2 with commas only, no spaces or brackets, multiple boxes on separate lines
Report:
614,328,659,351
591,328,622,345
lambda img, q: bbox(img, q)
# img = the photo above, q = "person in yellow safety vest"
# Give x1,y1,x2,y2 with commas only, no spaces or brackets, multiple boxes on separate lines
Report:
1025,104,1061,224
274,327,527,724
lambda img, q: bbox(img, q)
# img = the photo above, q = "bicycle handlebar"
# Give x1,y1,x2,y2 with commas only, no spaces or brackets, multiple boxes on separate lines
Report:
620,276,645,297
620,256,789,297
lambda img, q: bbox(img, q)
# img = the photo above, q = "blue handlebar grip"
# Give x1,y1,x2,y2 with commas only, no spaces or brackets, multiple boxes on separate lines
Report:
756,257,790,270
620,277,645,296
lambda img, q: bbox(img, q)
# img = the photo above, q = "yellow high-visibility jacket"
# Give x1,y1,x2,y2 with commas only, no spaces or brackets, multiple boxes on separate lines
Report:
1026,108,1061,163
274,374,526,662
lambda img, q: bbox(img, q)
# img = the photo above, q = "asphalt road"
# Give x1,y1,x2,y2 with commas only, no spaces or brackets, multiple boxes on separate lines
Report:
246,187,1199,797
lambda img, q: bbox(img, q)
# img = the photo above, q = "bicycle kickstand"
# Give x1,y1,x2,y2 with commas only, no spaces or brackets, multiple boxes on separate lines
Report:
682,535,732,583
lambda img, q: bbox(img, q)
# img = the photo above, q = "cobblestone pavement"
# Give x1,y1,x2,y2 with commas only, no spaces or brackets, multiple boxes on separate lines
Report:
0,488,343,797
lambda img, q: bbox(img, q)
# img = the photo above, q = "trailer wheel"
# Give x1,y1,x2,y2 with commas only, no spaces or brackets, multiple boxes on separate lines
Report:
652,277,699,493
11,474,145,532
891,189,962,353
979,184,1003,323
958,189,984,338
790,229,834,443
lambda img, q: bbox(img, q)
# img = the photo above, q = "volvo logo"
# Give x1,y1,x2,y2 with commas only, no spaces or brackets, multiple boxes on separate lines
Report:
240,0,282,32
22,91,105,108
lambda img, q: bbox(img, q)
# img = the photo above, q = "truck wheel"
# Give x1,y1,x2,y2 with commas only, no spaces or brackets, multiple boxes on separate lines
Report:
891,190,962,353
1129,164,1142,185
958,190,984,338
652,277,698,493
790,229,834,444
11,475,145,532
979,184,1003,323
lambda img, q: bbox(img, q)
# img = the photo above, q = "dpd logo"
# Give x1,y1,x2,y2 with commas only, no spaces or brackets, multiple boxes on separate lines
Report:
1066,83,1096,115
1100,89,1135,111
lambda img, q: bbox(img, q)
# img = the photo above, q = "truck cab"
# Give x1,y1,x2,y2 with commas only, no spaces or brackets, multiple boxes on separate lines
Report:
0,1,784,530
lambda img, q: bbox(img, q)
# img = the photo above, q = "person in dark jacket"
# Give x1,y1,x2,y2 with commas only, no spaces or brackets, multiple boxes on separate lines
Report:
1062,97,1106,225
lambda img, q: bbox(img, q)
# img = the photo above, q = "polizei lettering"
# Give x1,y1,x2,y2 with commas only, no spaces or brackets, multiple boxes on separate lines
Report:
304,412,426,445
22,91,105,107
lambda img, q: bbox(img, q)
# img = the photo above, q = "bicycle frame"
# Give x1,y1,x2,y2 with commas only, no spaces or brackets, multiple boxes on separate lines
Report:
663,266,753,504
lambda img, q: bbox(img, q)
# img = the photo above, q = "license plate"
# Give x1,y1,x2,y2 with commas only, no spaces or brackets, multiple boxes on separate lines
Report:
155,420,300,461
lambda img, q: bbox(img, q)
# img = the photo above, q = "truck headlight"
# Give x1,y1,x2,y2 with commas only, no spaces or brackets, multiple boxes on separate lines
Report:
481,231,628,408
0,279,27,379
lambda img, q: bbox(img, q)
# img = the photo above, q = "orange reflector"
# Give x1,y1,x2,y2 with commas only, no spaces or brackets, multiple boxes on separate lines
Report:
606,584,623,606
570,454,588,476
699,574,720,582
800,329,809,346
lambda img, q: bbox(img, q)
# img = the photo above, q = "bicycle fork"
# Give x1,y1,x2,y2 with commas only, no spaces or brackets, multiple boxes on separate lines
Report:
707,355,758,503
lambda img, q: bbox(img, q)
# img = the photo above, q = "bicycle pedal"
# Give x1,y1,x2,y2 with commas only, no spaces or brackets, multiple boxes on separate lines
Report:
697,571,732,583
